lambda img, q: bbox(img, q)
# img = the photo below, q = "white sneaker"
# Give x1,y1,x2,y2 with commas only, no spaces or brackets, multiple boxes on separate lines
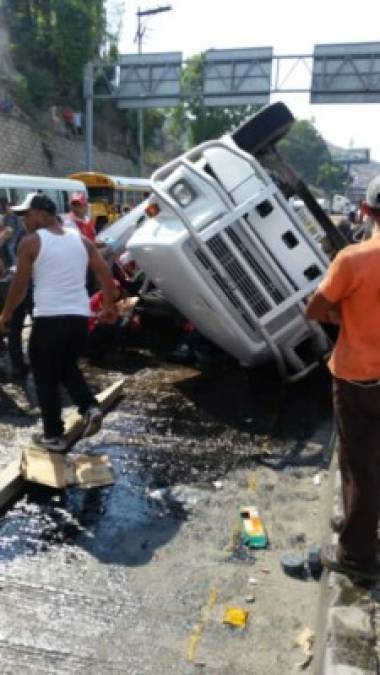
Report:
82,406,102,438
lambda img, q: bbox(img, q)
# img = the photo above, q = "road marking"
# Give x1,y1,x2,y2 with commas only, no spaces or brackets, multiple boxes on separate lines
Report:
186,587,218,662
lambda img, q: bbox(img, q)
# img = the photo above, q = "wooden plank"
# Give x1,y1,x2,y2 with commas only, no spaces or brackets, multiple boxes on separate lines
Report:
63,378,125,448
73,453,114,489
22,448,74,488
0,378,124,507
0,457,24,511
22,449,114,489
96,378,126,410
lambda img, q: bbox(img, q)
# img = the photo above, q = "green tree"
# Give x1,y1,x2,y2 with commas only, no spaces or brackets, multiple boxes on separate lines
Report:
278,119,331,186
316,162,348,197
2,0,106,106
170,53,259,147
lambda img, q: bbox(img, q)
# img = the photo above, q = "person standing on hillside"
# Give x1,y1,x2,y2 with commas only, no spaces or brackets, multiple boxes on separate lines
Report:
306,174,380,581
0,193,117,452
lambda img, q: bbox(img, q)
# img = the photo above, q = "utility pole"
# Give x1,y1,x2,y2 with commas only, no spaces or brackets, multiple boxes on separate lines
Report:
84,62,94,171
135,5,172,176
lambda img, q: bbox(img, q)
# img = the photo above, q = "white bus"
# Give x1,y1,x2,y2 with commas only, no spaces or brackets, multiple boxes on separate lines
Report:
0,174,87,213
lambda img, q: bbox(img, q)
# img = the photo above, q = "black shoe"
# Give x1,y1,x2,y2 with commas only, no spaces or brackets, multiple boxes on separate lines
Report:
82,406,102,438
32,433,67,453
321,544,380,580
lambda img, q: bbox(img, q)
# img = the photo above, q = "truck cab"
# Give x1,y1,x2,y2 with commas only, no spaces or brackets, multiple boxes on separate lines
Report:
128,103,346,381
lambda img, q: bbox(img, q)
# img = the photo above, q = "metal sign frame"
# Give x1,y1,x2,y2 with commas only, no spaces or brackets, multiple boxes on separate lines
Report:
331,148,370,165
84,41,380,170
203,47,272,106
311,42,380,103
117,52,182,109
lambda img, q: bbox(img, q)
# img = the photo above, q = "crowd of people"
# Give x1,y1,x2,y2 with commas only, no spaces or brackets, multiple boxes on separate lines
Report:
51,105,82,138
3,172,380,583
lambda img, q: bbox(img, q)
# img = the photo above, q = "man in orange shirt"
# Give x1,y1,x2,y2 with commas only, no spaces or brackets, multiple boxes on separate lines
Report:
306,174,380,580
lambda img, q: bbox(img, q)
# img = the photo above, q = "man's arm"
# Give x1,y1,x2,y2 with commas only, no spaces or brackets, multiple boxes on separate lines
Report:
0,236,36,330
83,238,117,323
305,291,341,325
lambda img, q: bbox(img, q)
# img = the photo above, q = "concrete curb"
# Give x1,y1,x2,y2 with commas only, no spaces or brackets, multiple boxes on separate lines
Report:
314,450,379,674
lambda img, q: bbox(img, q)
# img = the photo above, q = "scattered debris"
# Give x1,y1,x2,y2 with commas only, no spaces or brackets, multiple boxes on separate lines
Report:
294,626,314,670
313,473,321,486
212,480,223,490
223,607,249,628
240,505,268,548
147,488,167,501
281,552,305,578
245,595,256,603
170,485,200,508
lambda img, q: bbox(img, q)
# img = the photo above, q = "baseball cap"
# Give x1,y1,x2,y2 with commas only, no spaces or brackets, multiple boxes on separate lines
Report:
70,192,87,206
366,174,380,209
11,193,57,215
11,192,39,213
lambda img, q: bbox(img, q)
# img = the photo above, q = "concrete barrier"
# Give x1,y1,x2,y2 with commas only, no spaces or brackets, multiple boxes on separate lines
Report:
314,446,379,674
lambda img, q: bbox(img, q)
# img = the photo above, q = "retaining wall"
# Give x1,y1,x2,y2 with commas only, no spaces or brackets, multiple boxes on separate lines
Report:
0,112,134,177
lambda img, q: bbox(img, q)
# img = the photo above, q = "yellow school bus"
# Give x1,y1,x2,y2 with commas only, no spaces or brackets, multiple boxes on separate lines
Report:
68,172,151,231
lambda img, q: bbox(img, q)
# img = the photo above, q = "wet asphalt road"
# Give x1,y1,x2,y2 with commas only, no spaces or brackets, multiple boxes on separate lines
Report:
0,344,334,674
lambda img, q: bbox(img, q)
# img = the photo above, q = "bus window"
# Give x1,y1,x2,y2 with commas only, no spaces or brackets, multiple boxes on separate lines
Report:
0,174,87,214
87,186,114,204
11,188,66,213
68,172,151,227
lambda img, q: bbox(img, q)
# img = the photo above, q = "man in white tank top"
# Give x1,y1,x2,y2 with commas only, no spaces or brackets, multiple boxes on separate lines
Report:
0,193,117,452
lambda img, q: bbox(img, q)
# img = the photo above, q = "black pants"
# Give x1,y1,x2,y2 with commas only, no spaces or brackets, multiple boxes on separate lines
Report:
8,286,33,371
333,377,380,567
29,316,96,437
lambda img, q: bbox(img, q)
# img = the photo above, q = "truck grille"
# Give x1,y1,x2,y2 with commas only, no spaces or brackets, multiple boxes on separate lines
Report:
226,227,285,304
193,228,285,320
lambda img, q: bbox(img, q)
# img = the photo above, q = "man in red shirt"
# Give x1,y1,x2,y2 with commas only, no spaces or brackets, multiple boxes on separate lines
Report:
64,192,96,241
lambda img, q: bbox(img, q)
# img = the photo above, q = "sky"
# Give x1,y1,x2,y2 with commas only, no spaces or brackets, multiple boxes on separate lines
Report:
109,0,380,161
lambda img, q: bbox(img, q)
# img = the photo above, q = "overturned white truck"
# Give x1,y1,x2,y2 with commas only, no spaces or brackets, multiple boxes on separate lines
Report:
127,102,347,381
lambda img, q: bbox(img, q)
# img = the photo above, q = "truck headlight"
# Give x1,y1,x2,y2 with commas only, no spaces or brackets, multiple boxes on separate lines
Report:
170,180,195,207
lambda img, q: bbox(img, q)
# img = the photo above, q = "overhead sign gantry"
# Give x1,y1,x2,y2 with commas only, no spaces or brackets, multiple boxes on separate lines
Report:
84,41,380,170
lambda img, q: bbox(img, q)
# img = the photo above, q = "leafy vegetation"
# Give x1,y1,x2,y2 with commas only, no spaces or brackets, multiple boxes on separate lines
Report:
278,119,347,195
2,0,107,107
0,7,352,191
169,54,259,146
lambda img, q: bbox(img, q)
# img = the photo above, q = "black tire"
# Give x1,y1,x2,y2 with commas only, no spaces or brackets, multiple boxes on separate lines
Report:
231,101,295,155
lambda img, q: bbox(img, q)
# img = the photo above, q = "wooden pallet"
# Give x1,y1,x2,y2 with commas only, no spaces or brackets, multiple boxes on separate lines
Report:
0,378,125,510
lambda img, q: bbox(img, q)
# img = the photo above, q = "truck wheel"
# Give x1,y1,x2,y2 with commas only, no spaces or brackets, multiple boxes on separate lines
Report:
231,101,295,155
